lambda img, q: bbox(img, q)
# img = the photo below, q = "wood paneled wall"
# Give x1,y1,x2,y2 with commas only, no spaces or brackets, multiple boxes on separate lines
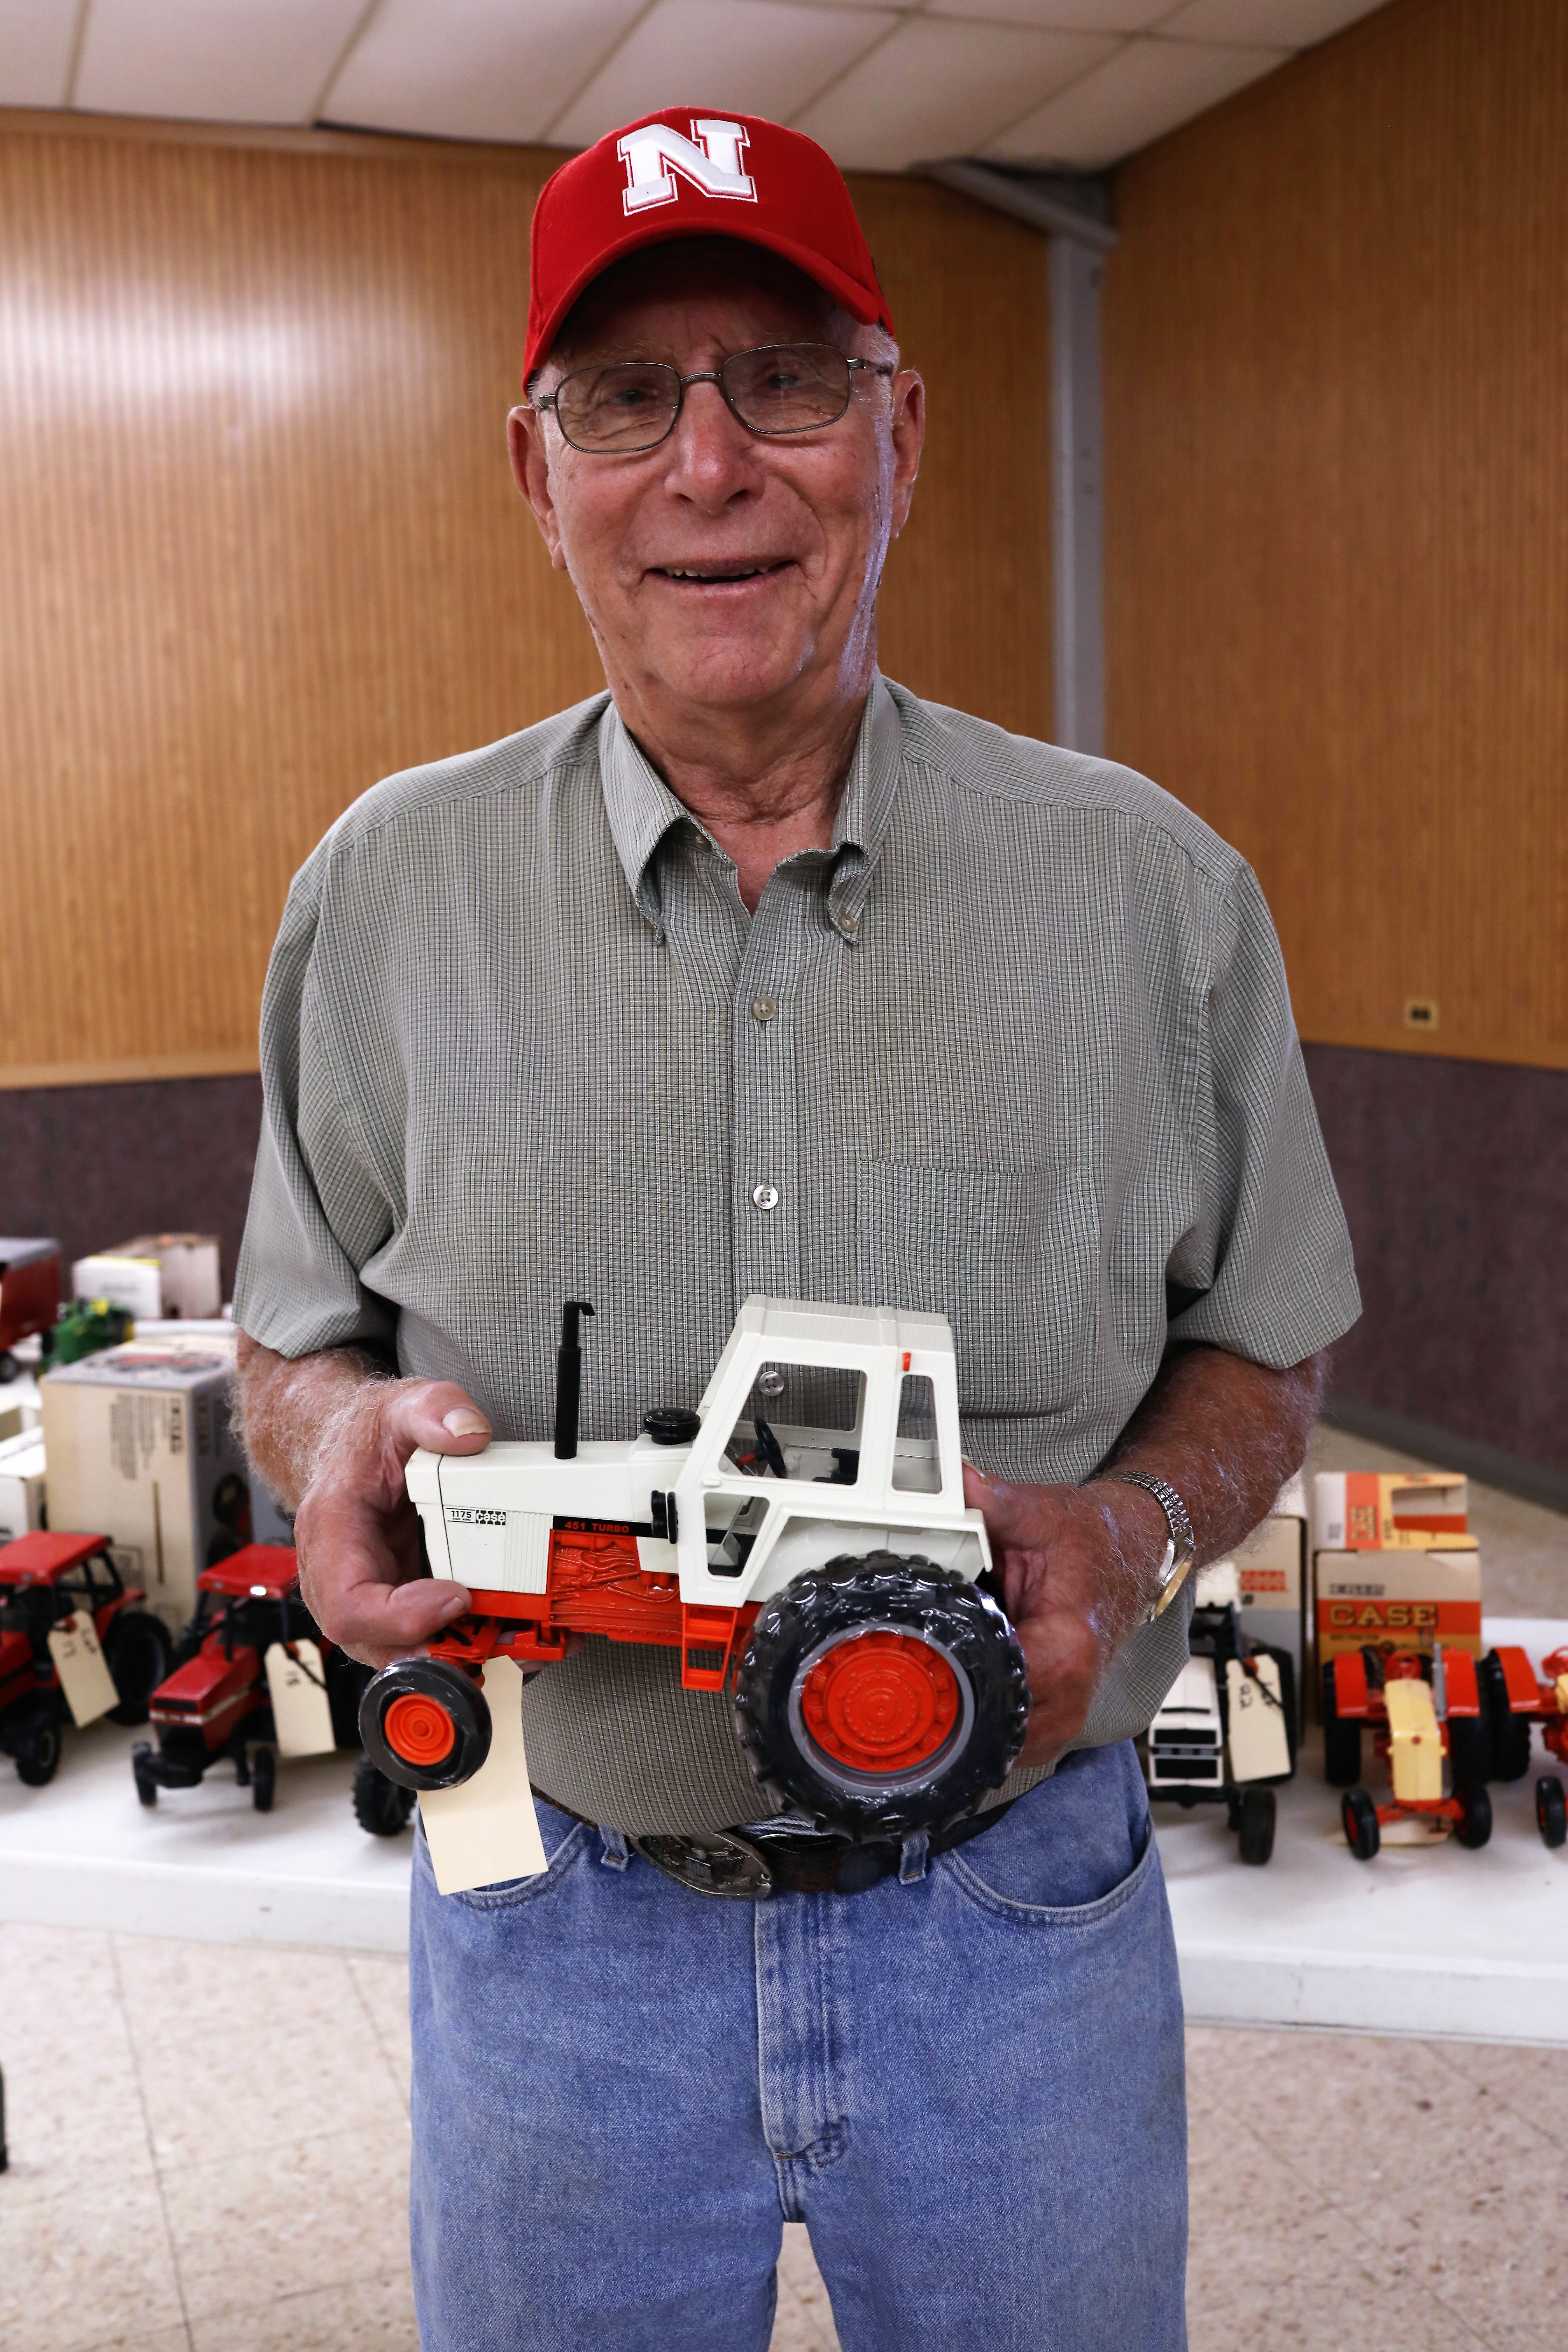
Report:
1104,0,1568,1071
0,117,1050,1088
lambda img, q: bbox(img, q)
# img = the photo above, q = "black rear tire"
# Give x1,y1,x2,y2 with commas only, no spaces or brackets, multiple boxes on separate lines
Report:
735,1554,1030,1839
1535,1774,1567,1850
1479,1651,1533,1782
15,1715,63,1786
104,1610,173,1726
1322,1665,1362,1788
251,1744,276,1812
131,1740,158,1806
1454,1780,1492,1849
1237,1784,1276,1865
1342,1787,1380,1860
359,1658,493,1792
1447,1714,1490,1792
327,1653,373,1750
352,1752,418,1836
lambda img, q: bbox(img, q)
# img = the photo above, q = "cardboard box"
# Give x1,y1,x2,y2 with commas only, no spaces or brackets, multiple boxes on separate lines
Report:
1313,1471,1470,1551
1313,1549,1484,1679
40,1338,250,1637
1205,1474,1308,1734
0,1430,47,1544
72,1235,222,1324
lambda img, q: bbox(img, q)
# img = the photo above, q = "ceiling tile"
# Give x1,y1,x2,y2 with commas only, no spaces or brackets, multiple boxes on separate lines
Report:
551,0,894,151
985,34,1286,167
73,0,369,125
927,0,1171,30
1157,0,1385,42
323,0,643,145
794,18,1118,174
0,0,80,106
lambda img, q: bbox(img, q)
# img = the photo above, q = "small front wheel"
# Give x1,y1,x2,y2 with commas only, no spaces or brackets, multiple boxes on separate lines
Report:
131,1741,158,1807
353,1751,418,1836
251,1745,277,1812
1535,1774,1567,1850
14,1714,63,1787
1454,1781,1492,1850
359,1658,492,1792
1236,1784,1276,1865
1342,1787,1380,1861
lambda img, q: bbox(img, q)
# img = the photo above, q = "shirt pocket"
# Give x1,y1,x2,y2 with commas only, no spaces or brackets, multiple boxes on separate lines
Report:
855,1161,1098,1416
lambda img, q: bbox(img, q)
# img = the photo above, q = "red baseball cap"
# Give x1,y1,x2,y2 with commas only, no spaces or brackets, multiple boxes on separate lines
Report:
524,108,893,384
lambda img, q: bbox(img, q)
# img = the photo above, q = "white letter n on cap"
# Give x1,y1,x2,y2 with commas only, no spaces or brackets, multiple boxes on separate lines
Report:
619,120,756,216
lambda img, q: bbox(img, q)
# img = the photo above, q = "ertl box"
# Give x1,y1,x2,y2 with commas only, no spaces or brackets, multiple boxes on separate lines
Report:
0,1429,47,1544
40,1336,249,1638
72,1235,222,1324
1203,1474,1308,1736
1311,1471,1481,1705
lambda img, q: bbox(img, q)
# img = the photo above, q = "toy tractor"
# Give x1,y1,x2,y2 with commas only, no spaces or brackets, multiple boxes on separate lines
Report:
1142,1564,1295,1864
0,1240,61,1383
361,1297,1030,1837
0,1530,172,1784
131,1545,371,1812
1475,1643,1568,1849
1326,1645,1492,1859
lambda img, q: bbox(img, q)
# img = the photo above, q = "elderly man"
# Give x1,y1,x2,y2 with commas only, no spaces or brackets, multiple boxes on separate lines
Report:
236,111,1358,2352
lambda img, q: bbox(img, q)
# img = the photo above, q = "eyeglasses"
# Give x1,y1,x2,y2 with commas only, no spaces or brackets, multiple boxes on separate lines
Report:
533,343,895,455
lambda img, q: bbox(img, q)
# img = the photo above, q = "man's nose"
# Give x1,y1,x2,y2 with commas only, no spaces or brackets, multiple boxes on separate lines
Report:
661,378,764,506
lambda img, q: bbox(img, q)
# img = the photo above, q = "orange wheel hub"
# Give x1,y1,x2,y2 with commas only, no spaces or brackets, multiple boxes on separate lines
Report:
384,1692,456,1768
799,1631,960,1773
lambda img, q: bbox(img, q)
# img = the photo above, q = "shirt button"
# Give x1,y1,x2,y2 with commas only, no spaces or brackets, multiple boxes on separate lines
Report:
835,909,858,938
750,994,778,1024
751,1182,780,1212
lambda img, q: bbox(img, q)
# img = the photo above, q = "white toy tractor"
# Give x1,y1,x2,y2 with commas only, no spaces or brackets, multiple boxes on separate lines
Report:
359,1297,1030,1836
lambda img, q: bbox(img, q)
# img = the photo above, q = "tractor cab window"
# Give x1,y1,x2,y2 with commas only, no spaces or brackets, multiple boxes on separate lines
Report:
890,1374,942,1493
720,1363,865,1487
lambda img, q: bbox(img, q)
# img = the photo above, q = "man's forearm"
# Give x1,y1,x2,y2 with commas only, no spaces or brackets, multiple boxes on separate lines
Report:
1092,1342,1328,1570
235,1332,394,1511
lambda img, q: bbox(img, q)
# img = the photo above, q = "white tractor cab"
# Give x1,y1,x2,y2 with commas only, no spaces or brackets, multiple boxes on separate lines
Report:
360,1297,1030,1838
1141,1561,1295,1864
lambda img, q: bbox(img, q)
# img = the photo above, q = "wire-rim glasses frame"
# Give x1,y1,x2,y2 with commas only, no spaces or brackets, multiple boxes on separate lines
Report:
532,342,896,455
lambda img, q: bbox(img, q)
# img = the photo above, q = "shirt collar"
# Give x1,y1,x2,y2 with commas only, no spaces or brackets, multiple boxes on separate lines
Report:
597,674,903,941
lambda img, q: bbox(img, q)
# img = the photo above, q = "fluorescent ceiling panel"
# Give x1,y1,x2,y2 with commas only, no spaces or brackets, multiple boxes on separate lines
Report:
323,0,643,145
551,0,892,151
1158,0,1385,41
796,18,1118,174
986,35,1286,167
0,0,80,106
74,0,368,124
927,0,1172,30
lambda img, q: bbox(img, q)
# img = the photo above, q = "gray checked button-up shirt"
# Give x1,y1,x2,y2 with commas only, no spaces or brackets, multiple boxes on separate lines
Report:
235,675,1360,1835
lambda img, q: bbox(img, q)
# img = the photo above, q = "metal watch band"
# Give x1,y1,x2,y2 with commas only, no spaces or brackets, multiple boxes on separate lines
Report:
1099,1472,1197,1621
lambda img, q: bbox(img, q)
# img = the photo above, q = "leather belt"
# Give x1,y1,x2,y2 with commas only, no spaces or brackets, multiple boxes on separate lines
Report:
535,1788,1016,1900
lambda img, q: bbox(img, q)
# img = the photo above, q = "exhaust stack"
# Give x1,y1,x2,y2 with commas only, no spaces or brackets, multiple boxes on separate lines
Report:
553,1301,596,1459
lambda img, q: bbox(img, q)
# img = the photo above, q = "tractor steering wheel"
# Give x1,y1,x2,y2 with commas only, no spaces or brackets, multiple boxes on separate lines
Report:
751,1416,790,1480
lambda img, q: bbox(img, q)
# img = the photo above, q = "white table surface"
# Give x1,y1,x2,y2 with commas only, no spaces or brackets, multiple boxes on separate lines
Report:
3,1618,1566,2044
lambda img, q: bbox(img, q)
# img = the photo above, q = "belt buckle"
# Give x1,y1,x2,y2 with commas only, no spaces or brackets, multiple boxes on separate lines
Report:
630,1828,774,1899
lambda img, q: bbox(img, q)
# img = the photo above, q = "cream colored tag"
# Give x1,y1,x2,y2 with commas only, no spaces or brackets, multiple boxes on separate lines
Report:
263,1640,336,1758
1225,1655,1291,1783
419,1657,548,1896
48,1609,119,1728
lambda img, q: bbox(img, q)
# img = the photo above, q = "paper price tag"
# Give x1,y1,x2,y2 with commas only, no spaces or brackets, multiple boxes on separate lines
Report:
420,1657,548,1896
48,1609,119,1728
1225,1654,1291,1782
264,1640,336,1757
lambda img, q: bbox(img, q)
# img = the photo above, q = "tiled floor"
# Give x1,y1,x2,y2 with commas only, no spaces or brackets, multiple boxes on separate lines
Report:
2,1919,1565,2352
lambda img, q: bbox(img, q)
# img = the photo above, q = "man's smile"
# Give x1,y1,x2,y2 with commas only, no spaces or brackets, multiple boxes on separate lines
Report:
647,559,796,583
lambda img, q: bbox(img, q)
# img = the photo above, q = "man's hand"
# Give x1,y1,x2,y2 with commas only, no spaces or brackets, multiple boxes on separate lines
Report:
236,1335,493,1670
963,1343,1329,1772
963,1470,1169,1770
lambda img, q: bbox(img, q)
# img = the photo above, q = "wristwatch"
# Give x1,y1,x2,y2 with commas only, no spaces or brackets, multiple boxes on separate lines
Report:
1098,1473,1197,1622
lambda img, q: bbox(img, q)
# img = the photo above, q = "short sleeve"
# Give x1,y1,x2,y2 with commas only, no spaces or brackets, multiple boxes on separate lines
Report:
232,846,400,1361
1166,862,1360,1367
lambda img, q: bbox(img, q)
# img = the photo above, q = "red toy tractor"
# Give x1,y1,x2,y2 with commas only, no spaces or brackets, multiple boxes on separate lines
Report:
0,1240,61,1383
132,1546,373,1813
1476,1643,1568,1849
1325,1644,1492,1860
0,1530,172,1785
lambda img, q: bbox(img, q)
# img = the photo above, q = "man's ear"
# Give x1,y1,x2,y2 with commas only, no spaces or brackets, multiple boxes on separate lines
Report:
507,405,568,570
887,369,925,541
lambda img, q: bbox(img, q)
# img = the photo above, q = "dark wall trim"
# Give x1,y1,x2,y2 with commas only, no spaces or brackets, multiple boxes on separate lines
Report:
1305,1042,1568,1483
0,1074,263,1303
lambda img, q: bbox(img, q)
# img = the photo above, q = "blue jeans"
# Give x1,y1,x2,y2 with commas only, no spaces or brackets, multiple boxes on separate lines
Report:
408,1742,1187,2351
